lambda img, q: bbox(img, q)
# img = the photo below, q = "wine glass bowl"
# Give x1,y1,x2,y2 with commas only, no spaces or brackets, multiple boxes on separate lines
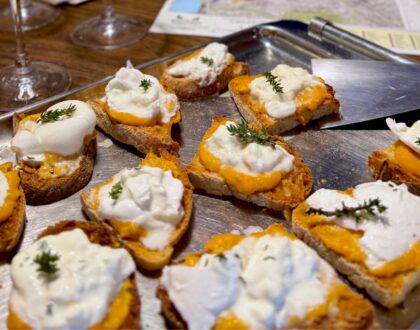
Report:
0,0,60,32
0,0,70,112
70,1,147,50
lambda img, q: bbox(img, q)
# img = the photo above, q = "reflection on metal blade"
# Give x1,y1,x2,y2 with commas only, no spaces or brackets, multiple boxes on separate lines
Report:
311,59,420,129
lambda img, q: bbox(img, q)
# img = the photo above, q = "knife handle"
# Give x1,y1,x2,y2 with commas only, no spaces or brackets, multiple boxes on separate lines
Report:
308,17,416,64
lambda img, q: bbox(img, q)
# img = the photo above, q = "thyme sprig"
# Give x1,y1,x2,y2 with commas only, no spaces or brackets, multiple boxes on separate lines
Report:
200,56,214,67
34,249,60,275
37,104,76,124
306,198,387,222
227,121,275,148
416,137,420,146
139,79,152,92
264,72,283,94
109,181,123,202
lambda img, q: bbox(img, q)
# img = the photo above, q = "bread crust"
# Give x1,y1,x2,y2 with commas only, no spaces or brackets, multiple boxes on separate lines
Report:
0,179,26,252
35,220,140,330
80,151,193,270
292,214,420,309
368,147,420,195
161,58,249,101
18,138,96,205
186,117,312,219
229,77,340,135
88,99,180,156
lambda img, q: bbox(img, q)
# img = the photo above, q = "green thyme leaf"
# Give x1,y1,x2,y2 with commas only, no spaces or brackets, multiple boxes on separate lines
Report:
263,256,275,261
264,71,283,94
227,120,275,148
215,253,227,262
239,276,246,286
139,79,152,92
37,104,77,124
306,198,387,222
34,249,59,275
109,181,123,202
416,137,420,146
200,56,214,67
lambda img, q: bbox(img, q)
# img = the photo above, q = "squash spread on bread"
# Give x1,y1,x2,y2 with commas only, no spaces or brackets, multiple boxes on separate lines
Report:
7,228,136,329
160,224,374,329
293,181,420,290
229,65,334,126
0,163,22,223
230,74,331,126
101,62,180,127
11,100,96,179
197,117,295,194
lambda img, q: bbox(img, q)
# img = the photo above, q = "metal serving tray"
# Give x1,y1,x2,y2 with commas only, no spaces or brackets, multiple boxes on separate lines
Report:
0,20,419,329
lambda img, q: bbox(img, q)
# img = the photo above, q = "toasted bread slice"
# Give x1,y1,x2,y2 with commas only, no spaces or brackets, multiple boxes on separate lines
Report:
157,224,377,330
161,49,249,101
369,142,420,195
0,163,26,252
292,200,420,309
12,113,97,205
186,117,312,220
229,75,340,135
88,99,180,156
81,151,193,271
7,220,140,329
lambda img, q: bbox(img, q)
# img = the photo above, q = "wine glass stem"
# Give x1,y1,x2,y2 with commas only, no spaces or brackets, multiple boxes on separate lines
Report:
101,0,116,23
9,0,30,70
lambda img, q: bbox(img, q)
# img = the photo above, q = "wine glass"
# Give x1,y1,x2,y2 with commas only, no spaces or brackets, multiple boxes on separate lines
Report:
0,0,60,32
0,0,71,112
70,0,147,50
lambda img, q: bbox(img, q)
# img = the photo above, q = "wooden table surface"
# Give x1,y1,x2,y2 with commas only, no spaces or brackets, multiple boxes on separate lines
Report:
0,0,418,91
0,0,210,89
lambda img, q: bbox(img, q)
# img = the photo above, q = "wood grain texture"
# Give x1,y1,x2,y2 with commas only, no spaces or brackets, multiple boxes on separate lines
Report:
0,0,210,88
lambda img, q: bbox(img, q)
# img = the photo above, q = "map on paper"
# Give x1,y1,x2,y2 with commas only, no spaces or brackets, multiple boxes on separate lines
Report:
150,0,420,55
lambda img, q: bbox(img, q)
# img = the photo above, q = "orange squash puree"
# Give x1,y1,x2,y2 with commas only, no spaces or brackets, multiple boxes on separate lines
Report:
7,279,135,330
393,141,420,177
198,118,288,195
295,83,330,125
230,75,331,126
214,312,249,330
0,163,22,224
293,202,420,278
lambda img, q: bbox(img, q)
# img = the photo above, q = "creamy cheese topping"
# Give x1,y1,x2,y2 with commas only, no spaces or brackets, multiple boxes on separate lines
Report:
206,121,294,175
105,62,179,123
0,170,8,208
386,117,420,154
161,233,335,329
249,64,321,119
10,228,135,330
11,100,96,166
98,166,184,250
167,42,231,87
306,181,420,269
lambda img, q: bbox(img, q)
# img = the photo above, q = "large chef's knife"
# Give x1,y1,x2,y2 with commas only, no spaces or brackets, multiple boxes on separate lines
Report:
311,59,420,129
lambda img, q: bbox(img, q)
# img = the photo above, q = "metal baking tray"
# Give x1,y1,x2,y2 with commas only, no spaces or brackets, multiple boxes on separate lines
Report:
0,20,419,329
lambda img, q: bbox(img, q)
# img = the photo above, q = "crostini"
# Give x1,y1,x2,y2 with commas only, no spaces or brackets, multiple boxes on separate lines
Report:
158,224,376,329
0,162,25,252
7,220,140,329
292,180,420,308
369,118,420,195
11,100,96,205
186,117,312,219
161,42,249,100
229,64,340,134
81,151,193,270
88,62,181,155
